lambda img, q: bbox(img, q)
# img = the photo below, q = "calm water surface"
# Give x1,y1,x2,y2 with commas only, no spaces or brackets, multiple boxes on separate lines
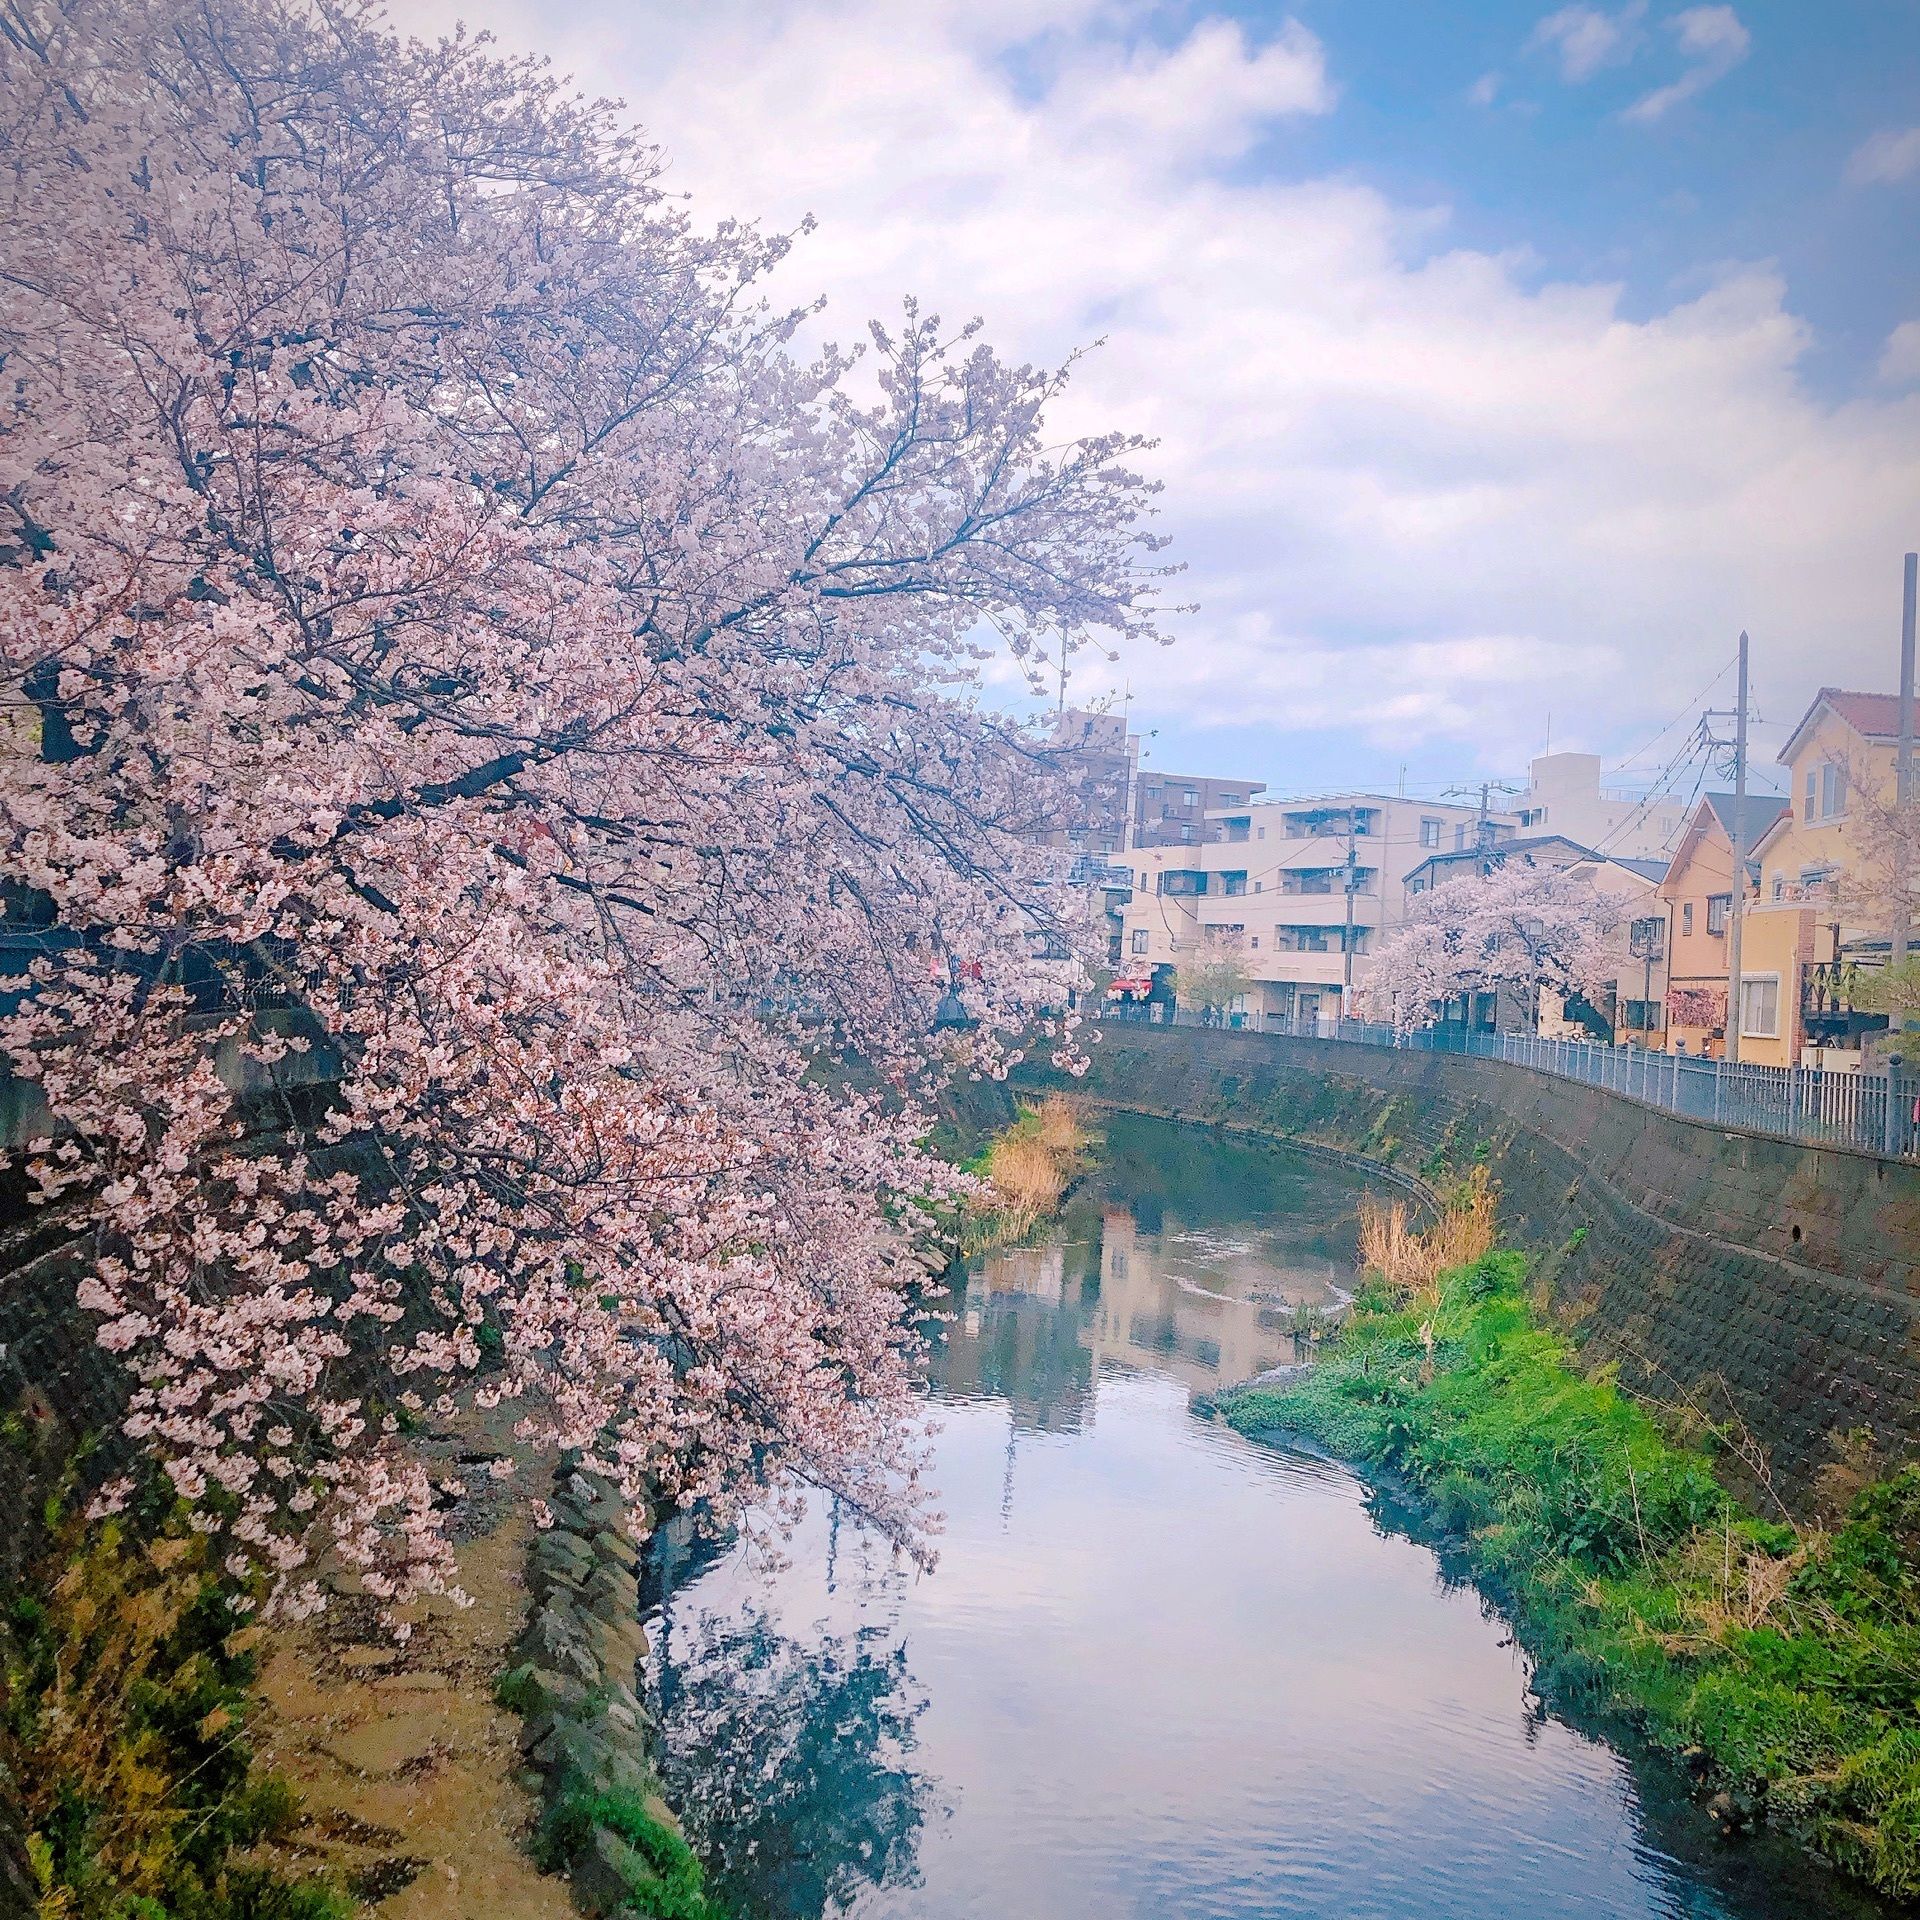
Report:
648,1113,1882,1920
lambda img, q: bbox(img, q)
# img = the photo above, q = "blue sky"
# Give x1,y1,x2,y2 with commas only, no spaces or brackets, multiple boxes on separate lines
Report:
393,0,1920,806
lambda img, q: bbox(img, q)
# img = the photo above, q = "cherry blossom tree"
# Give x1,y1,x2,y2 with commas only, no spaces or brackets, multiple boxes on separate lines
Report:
1356,863,1627,1034
0,0,1170,1623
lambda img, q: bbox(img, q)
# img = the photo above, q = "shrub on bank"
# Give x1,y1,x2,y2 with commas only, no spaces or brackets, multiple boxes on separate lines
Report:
4,1521,351,1919
1223,1250,1920,1901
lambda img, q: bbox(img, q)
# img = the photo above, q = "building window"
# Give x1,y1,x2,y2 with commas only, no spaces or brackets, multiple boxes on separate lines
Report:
1453,825,1468,850
1821,762,1847,818
1420,818,1441,848
1222,872,1248,896
1771,874,1784,902
1706,893,1729,936
1737,974,1780,1039
1179,823,1193,843
1682,901,1694,936
1219,793,1240,806
1181,789,1197,806
1130,928,1148,955
1624,999,1665,1031
1250,937,1260,950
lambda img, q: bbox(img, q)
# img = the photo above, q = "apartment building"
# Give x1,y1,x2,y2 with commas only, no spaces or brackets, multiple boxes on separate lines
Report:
1131,771,1267,848
1114,792,1504,1027
1512,752,1691,864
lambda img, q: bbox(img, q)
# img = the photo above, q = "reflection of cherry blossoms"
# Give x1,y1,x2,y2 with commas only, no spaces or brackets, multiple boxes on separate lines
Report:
653,1604,939,1920
1356,864,1627,1032
0,0,1168,1624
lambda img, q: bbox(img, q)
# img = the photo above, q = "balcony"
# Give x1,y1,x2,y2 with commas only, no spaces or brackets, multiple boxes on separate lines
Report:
1267,894,1380,928
1802,955,1890,1046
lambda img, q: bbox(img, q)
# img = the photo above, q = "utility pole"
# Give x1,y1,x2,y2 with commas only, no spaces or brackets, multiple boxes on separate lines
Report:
1342,809,1358,998
1894,554,1916,990
1726,631,1751,1064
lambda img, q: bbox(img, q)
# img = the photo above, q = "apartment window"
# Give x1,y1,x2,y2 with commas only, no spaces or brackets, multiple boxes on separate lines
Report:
1221,872,1248,896
1737,974,1780,1039
1682,901,1694,936
1130,928,1149,956
1706,893,1730,936
1256,827,1265,840
1624,999,1665,1031
1181,789,1197,806
1453,825,1468,850
1253,881,1263,894
1250,937,1260,950
1419,818,1441,848
1179,823,1193,843
1219,793,1240,806
1821,763,1847,818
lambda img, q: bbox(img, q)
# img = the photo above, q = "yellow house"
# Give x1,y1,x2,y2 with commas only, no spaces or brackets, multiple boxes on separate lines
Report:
1741,688,1905,1067
1657,793,1789,1057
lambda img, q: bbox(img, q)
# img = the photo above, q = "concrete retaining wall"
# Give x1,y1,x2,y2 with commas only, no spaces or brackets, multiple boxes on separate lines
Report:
1030,1025,1920,1514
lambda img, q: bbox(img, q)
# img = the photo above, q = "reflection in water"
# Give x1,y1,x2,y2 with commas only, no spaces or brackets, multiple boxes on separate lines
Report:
652,1597,938,1920
648,1114,1885,1920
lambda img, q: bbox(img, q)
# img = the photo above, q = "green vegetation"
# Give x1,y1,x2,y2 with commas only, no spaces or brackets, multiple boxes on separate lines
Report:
534,1784,726,1919
1222,1248,1920,1901
5,1520,351,1920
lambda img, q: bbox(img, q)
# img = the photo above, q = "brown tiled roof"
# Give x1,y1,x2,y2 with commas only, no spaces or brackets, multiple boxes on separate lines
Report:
1814,688,1904,739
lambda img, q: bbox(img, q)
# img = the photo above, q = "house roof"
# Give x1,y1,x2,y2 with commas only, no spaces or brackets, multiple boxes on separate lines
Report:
1704,791,1791,848
1779,688,1908,766
1609,856,1670,883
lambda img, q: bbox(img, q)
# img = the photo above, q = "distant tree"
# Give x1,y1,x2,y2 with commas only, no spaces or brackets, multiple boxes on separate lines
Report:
1174,935,1252,1020
1357,865,1625,1033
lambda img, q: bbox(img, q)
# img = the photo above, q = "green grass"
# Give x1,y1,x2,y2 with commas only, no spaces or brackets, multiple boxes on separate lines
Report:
1221,1250,1920,1900
535,1785,727,1919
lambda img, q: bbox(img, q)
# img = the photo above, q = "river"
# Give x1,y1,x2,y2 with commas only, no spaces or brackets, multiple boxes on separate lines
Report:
646,1112,1882,1920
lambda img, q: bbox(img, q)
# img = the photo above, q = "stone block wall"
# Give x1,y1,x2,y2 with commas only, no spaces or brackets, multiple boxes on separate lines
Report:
1029,1025,1920,1514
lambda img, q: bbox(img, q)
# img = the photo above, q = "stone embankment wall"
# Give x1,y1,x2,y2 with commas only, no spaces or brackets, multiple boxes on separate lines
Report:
500,1458,695,1917
1030,1025,1920,1514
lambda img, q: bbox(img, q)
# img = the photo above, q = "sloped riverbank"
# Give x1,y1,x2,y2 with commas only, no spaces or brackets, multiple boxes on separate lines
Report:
1220,1245,1920,1904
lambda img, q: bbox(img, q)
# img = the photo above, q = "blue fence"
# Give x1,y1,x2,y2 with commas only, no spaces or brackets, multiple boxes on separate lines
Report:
1140,1007,1920,1163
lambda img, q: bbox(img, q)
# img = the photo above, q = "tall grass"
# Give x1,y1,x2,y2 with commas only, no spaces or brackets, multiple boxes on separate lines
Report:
970,1096,1090,1244
1356,1165,1496,1306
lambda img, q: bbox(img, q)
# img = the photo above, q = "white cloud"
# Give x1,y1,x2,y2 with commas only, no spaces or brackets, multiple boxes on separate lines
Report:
1050,18,1332,163
1881,322,1920,387
384,0,1920,771
1527,4,1644,83
1467,71,1502,108
1848,126,1920,186
1624,5,1750,122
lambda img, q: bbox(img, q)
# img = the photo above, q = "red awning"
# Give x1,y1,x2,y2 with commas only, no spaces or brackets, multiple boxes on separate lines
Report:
1106,975,1152,999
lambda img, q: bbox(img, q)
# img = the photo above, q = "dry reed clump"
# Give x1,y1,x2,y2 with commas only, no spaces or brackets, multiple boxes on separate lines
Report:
1357,1165,1497,1304
973,1096,1090,1241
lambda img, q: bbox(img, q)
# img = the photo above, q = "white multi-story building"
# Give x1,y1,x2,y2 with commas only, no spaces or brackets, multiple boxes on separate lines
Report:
1113,792,1510,1028
1512,752,1690,864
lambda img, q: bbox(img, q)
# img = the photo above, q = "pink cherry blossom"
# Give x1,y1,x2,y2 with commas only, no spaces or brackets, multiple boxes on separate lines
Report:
0,0,1166,1611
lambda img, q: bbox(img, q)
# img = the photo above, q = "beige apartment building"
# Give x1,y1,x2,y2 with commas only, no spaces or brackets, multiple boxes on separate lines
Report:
1513,752,1692,864
1115,792,1506,1028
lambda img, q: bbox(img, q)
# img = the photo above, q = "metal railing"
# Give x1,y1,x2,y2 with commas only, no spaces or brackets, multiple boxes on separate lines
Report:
1144,1005,1920,1163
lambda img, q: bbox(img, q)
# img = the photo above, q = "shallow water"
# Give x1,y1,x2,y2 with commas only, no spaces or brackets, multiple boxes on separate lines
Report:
648,1113,1883,1920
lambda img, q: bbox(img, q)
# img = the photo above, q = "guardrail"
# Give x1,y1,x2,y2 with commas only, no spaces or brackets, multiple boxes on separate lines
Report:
1127,1006,1920,1163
